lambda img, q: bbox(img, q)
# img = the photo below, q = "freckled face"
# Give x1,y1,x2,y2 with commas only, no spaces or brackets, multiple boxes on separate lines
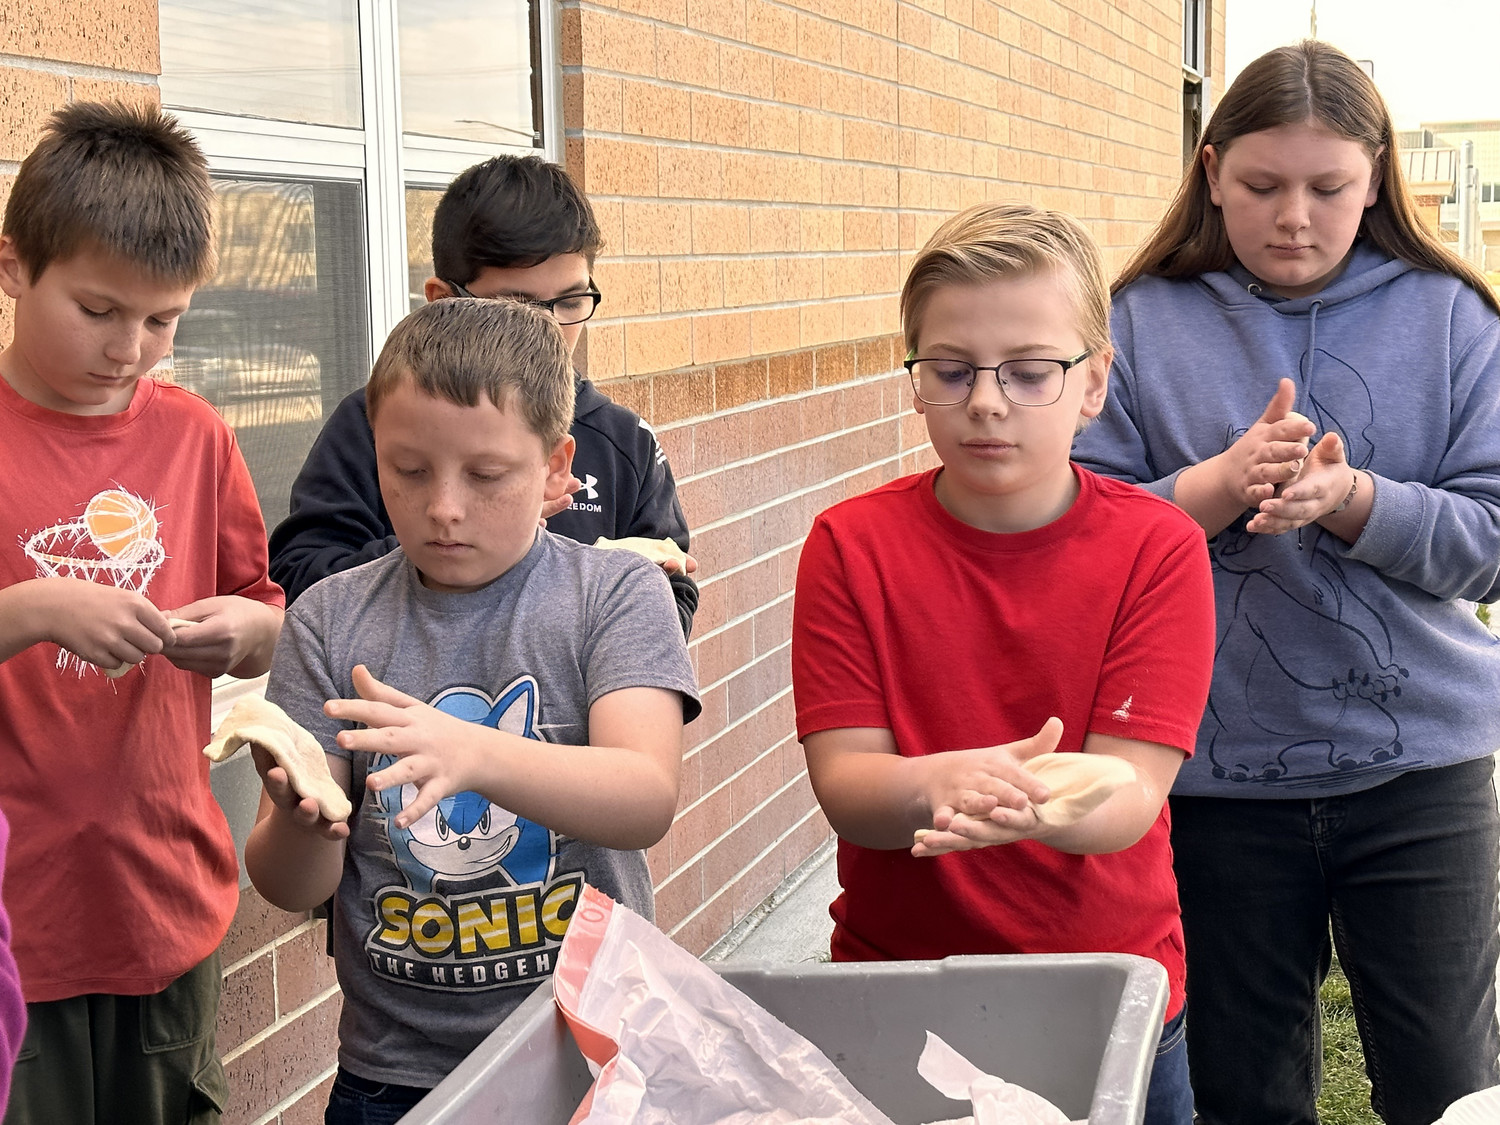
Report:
374,379,574,593
1204,120,1381,299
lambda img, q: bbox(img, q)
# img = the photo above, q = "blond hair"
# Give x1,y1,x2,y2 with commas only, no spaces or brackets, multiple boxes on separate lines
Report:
366,298,575,448
3,101,216,285
901,202,1111,356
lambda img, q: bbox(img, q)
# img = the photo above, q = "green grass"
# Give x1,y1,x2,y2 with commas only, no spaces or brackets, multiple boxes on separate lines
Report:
1318,958,1378,1125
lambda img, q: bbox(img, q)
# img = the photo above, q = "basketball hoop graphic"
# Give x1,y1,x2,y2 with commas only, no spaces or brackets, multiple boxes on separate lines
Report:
21,489,168,675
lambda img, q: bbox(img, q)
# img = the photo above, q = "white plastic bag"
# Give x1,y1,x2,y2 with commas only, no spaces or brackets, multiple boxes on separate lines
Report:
553,885,895,1125
553,886,1084,1125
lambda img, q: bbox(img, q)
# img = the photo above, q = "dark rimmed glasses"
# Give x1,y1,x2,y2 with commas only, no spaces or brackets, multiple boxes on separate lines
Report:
904,350,1092,407
444,280,603,326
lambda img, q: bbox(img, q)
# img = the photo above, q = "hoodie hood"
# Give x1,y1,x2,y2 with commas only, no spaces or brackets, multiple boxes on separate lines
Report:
573,374,610,422
1197,240,1414,316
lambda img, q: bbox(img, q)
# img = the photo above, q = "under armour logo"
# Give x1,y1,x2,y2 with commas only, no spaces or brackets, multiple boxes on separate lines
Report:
580,474,600,500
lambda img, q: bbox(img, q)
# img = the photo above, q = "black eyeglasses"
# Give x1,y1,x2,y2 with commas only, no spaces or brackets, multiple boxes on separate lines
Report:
904,351,1092,407
444,280,604,326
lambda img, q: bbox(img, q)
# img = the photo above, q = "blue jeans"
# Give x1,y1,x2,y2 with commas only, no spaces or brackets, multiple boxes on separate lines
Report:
1144,1006,1193,1125
1171,757,1500,1125
324,1067,431,1125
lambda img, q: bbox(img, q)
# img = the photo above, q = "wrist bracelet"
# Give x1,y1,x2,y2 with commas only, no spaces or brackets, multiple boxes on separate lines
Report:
1334,472,1358,513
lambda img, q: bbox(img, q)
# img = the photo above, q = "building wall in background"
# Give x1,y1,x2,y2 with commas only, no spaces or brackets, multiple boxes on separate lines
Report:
0,0,1222,1119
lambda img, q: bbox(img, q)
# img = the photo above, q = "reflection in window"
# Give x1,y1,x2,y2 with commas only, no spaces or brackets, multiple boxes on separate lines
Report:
398,0,537,146
160,0,362,127
405,187,444,311
173,178,370,528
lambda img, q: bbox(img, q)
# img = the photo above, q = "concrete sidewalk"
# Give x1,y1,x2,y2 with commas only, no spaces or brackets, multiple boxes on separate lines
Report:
705,839,839,964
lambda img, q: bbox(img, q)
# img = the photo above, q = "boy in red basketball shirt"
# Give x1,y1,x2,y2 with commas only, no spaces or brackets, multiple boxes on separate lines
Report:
791,203,1214,1125
0,103,283,1124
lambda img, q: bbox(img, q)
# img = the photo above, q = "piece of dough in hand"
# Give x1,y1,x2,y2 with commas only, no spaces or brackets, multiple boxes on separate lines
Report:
203,696,352,823
593,535,688,569
1023,752,1136,827
101,618,199,678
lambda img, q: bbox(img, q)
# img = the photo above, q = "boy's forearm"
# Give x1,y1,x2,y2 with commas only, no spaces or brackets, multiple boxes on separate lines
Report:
460,727,681,850
804,737,932,851
0,583,45,663
245,809,344,914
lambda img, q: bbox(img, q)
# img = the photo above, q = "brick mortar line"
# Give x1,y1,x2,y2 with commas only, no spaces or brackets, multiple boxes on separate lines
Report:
560,15,1184,116
567,0,1179,85
686,587,793,650
222,915,325,976
690,636,791,707
683,681,793,760
660,770,821,899
0,54,156,83
221,982,341,1066
664,362,897,444
247,1062,339,1125
689,426,906,531
589,302,901,332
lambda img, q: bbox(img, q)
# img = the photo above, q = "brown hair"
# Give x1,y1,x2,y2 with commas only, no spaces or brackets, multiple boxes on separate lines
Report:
1116,40,1500,315
366,298,575,449
2,101,216,285
901,201,1112,356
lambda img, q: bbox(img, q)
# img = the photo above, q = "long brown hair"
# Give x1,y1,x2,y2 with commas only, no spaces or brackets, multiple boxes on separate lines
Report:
1115,40,1500,315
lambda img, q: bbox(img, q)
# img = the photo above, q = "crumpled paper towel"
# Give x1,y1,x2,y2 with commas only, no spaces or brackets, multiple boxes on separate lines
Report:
917,1032,1085,1125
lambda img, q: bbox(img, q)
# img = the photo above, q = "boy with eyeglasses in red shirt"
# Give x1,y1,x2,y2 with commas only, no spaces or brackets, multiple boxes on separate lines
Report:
791,202,1215,1125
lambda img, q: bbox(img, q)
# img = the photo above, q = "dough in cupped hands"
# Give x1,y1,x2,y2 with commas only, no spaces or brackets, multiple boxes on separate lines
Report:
203,695,352,823
102,617,197,678
593,535,688,569
915,752,1136,845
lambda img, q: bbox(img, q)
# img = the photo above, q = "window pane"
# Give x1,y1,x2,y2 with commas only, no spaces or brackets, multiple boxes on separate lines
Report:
160,0,361,128
406,186,444,311
172,178,371,528
398,0,537,145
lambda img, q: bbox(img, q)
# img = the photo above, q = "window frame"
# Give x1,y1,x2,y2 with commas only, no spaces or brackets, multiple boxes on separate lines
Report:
165,0,562,359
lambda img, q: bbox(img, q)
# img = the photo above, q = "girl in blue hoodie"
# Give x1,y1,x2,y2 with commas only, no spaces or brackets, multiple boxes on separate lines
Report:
1074,40,1500,1125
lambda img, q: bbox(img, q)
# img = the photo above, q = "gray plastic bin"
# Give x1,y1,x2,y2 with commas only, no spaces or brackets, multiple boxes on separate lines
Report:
398,952,1168,1125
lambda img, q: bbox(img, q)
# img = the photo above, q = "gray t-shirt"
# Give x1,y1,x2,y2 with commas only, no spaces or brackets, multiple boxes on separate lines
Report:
266,531,700,1088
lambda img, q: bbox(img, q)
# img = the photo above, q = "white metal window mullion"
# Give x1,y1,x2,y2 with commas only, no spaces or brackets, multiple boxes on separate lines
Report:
360,0,413,351
537,0,563,160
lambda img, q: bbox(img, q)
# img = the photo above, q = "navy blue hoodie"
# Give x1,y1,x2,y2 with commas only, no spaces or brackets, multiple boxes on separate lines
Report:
1074,243,1500,797
268,378,698,636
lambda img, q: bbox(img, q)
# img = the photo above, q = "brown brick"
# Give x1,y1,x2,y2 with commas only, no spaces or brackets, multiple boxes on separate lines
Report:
223,994,342,1125
217,952,274,1055
658,145,723,199
713,356,769,408
220,888,309,965
749,207,800,254
622,79,689,140
720,44,774,99
622,201,692,257
593,258,661,318
652,365,715,422
575,136,659,197
769,349,815,397
70,78,158,112
626,316,694,376
691,91,750,148
750,307,801,357
687,0,747,40
2,0,158,71
278,1073,338,1125
723,257,774,308
661,258,723,314
657,28,720,87
693,311,752,365
691,203,751,255
0,67,68,163
747,101,799,153
276,923,341,1015
577,8,656,76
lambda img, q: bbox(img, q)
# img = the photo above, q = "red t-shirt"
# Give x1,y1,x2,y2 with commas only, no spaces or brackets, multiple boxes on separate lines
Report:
792,466,1214,1018
0,376,283,1001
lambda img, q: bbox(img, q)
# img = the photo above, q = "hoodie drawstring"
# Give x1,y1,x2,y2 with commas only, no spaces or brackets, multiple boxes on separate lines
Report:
1296,300,1324,552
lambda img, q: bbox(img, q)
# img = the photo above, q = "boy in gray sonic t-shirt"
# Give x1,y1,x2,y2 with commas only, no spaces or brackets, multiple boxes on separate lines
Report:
244,298,699,1120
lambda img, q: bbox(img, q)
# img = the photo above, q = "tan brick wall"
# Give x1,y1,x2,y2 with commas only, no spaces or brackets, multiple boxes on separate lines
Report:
0,0,1222,1117
566,0,1226,951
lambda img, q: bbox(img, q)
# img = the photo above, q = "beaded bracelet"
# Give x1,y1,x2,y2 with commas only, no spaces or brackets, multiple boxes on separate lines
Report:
1334,472,1358,513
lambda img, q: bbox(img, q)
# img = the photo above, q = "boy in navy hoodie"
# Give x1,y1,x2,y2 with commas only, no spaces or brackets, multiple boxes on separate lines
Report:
269,156,697,635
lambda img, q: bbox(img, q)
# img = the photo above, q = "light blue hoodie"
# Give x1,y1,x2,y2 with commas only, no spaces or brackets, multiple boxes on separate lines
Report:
1074,242,1500,797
